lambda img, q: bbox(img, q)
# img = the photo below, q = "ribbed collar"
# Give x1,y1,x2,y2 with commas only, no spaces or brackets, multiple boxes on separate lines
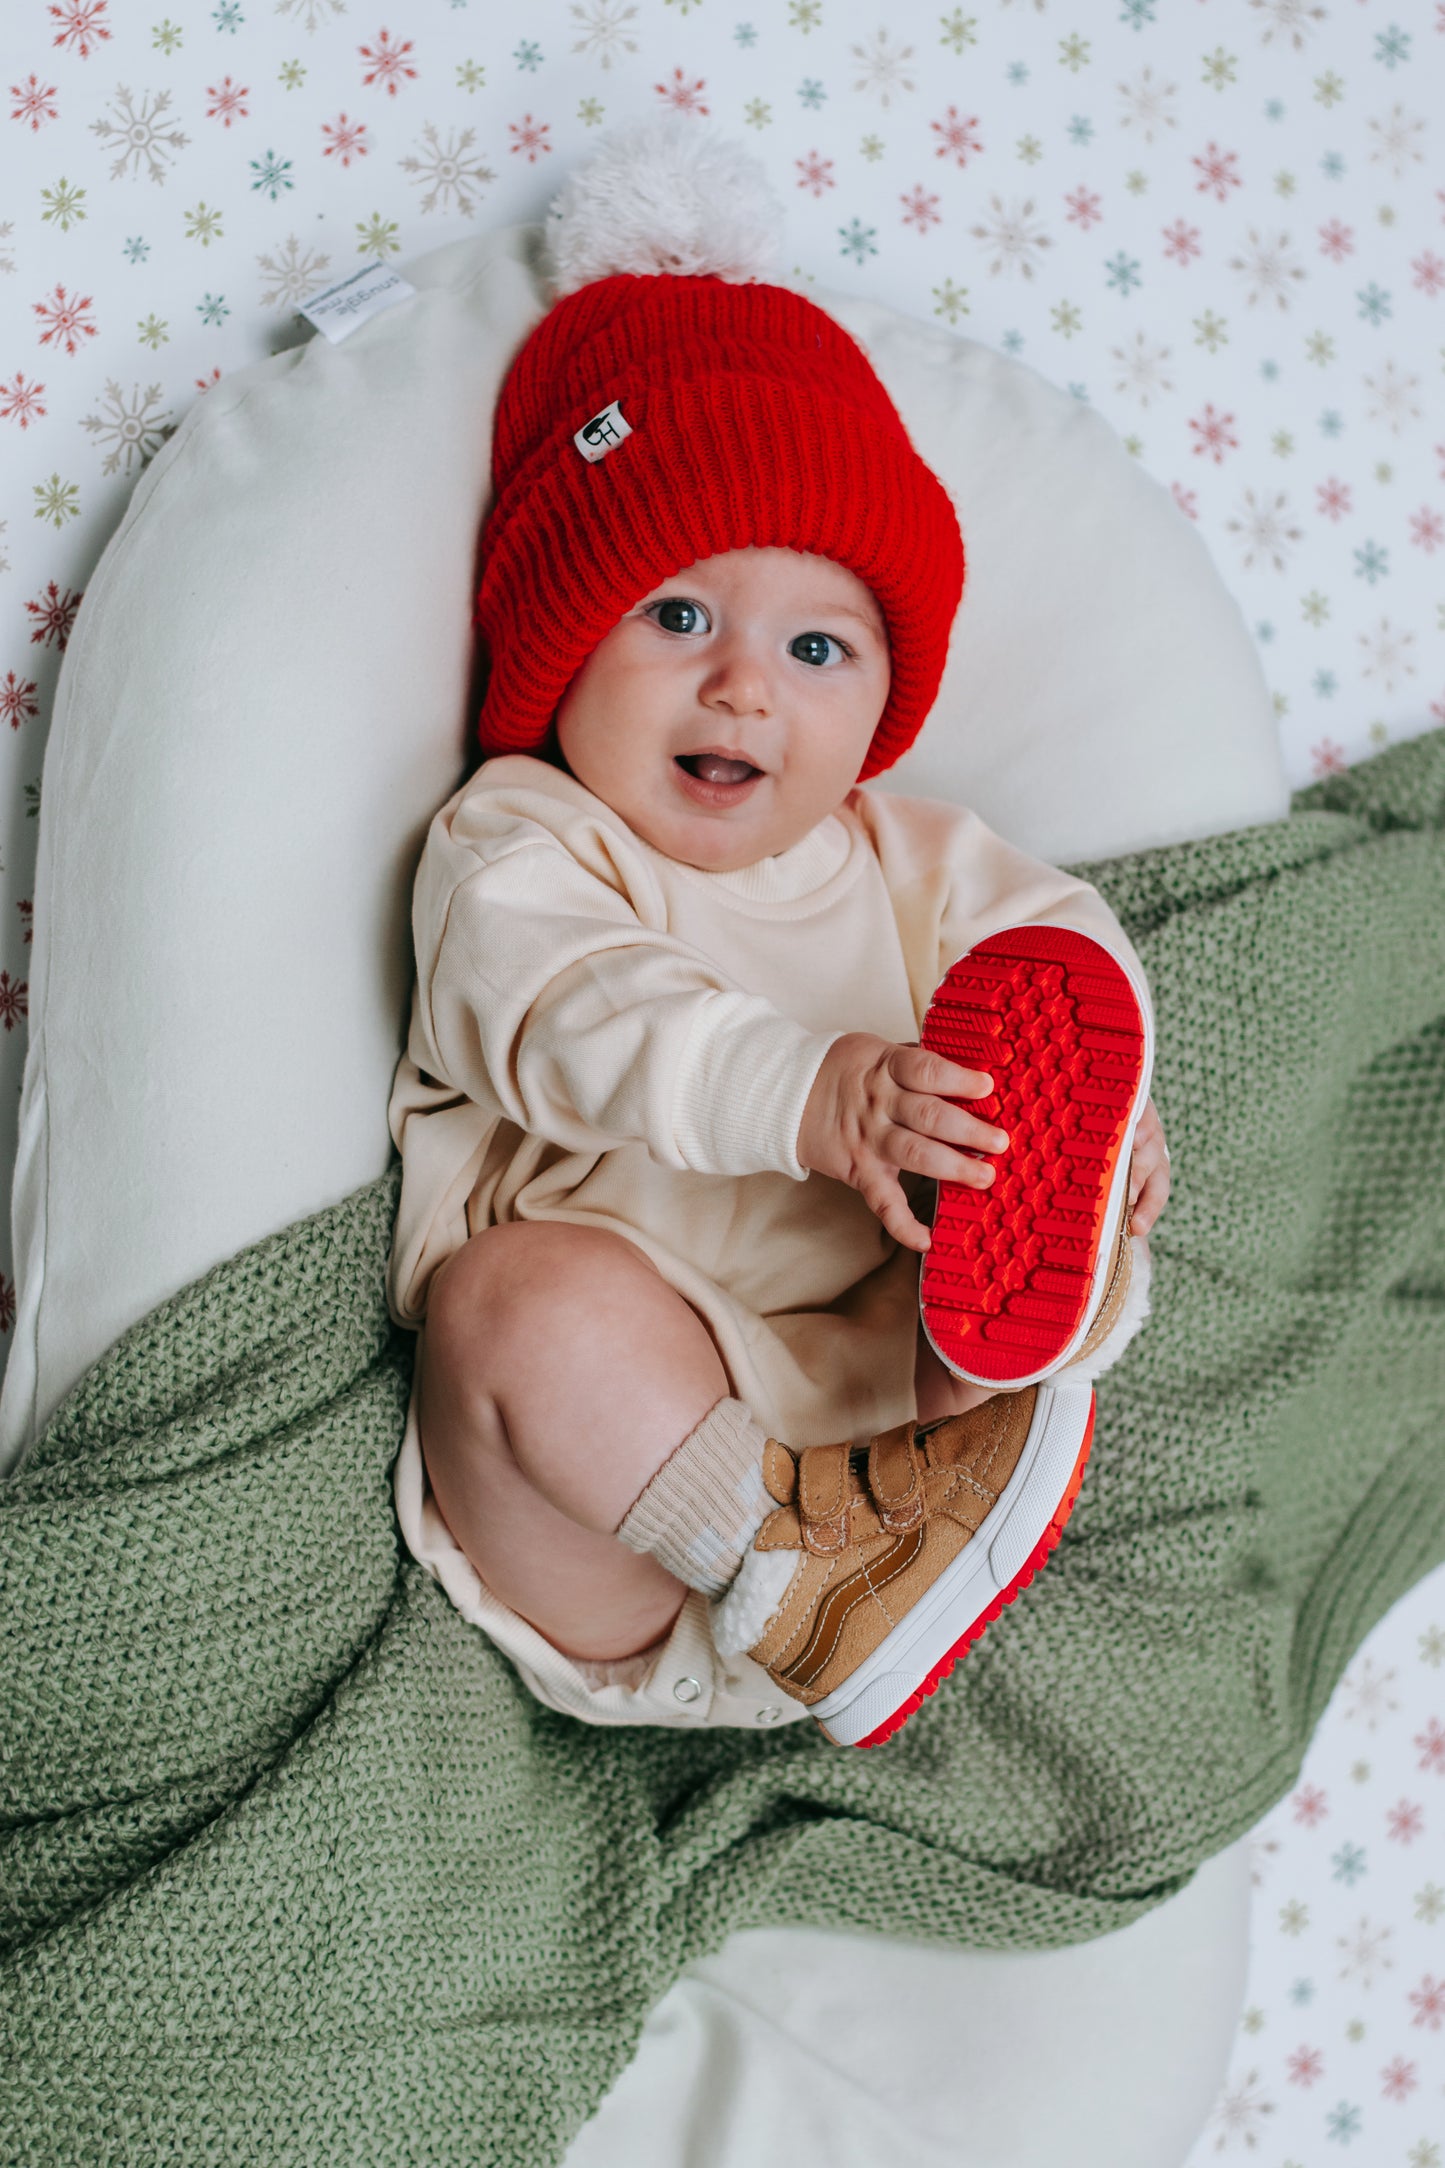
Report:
658,813,853,901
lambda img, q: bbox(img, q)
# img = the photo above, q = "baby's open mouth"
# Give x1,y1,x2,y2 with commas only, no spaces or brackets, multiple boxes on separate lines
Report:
676,754,760,783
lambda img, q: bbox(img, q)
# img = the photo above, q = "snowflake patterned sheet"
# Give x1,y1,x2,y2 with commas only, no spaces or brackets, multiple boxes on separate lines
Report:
2,4,1444,2151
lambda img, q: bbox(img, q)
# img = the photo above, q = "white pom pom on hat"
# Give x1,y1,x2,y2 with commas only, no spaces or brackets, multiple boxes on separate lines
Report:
540,112,787,298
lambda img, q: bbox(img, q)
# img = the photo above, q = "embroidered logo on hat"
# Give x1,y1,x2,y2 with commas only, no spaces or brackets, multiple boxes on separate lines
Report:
573,400,632,463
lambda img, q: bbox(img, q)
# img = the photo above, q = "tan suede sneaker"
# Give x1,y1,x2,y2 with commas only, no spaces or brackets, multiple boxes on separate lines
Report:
744,1381,1095,1747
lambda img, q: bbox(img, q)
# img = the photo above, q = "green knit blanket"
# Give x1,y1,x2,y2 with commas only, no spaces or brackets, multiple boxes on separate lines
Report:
5,730,1445,2167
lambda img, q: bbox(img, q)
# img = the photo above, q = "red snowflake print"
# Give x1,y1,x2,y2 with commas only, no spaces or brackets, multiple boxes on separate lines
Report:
24,578,82,651
17,899,32,946
930,106,982,167
33,284,97,356
10,75,59,130
1170,481,1198,520
1380,2054,1418,2102
1317,476,1353,521
1064,186,1103,232
1411,250,1445,297
1162,219,1202,265
1438,442,1445,484
654,69,708,116
1188,402,1238,464
205,76,249,127
795,150,835,197
321,112,369,167
0,373,47,429
1285,2044,1324,2087
1191,141,1241,202
359,28,417,97
1409,1973,1445,2030
1409,507,1445,553
48,0,110,58
0,1272,13,1336
1386,1798,1425,1844
1415,1714,1445,1769
195,366,222,393
900,185,941,234
1311,737,1349,778
0,971,28,1033
1319,219,1355,262
0,673,39,730
508,113,553,161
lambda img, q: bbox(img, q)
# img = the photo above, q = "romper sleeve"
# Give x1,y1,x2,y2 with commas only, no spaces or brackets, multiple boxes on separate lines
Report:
418,833,843,1181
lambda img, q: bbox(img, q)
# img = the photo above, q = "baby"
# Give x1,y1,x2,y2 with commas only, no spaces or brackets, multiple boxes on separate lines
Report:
386,264,1169,1748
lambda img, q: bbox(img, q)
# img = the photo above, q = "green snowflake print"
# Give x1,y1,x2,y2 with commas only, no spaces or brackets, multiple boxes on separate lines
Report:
938,11,976,55
1194,310,1228,351
1314,70,1345,107
250,151,294,200
356,213,400,259
578,97,604,125
457,61,485,91
33,474,79,531
1202,47,1237,91
1058,34,1089,72
279,61,306,89
932,278,969,321
1415,1884,1445,1923
1124,168,1148,194
743,97,771,127
664,0,704,13
197,293,230,326
838,218,878,263
1018,134,1043,164
788,0,821,29
41,178,87,233
186,203,224,247
1301,590,1330,625
1051,299,1082,337
1305,329,1334,364
152,17,183,49
137,314,169,348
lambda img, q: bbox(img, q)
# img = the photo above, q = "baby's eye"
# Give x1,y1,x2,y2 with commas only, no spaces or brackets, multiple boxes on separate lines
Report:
790,631,851,668
648,597,710,636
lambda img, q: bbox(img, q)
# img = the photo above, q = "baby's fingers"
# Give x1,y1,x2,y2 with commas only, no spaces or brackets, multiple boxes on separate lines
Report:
1129,1157,1170,1236
863,1167,935,1254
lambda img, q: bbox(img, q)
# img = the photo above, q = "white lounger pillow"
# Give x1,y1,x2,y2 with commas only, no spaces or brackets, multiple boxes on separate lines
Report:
1,221,1273,2168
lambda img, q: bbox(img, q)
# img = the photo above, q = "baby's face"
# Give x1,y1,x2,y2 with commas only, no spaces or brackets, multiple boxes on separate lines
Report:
550,547,891,873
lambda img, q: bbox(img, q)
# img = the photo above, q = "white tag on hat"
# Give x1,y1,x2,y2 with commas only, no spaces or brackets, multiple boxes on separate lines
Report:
297,263,418,344
574,400,632,463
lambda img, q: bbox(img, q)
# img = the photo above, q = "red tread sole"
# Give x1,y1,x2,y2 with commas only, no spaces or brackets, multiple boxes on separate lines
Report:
918,927,1147,1386
852,1396,1097,1749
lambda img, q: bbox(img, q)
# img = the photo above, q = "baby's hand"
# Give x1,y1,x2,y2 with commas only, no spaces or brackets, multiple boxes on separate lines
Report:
796,1033,1008,1255
1128,1097,1171,1237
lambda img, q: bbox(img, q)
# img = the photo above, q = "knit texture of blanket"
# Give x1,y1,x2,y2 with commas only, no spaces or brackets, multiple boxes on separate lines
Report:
4,729,1445,2167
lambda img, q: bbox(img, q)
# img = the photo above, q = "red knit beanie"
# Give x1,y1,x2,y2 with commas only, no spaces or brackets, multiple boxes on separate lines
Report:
473,266,966,784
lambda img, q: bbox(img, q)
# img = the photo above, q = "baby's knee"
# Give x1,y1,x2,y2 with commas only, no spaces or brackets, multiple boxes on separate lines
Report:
424,1220,672,1391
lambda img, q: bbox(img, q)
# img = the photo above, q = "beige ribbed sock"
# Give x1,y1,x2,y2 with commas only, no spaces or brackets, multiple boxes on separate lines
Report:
616,1395,773,1596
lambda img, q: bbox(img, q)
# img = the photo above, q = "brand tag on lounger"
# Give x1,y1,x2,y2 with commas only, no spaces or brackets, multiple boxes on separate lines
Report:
297,263,418,344
573,400,632,463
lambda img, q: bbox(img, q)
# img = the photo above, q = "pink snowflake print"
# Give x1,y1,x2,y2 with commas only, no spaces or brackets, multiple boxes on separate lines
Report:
901,185,941,234
1432,687,1445,726
1311,737,1349,778
1162,219,1203,265
508,113,552,162
321,112,369,167
1415,1714,1445,1769
1285,2045,1324,2088
1065,186,1103,232
195,366,222,393
1380,2055,1418,2102
1188,402,1238,464
205,77,249,127
359,29,417,98
33,285,97,356
10,75,59,131
1386,1798,1425,1844
1191,142,1241,202
930,106,982,168
795,151,835,197
1170,481,1199,520
1319,219,1355,262
1411,250,1445,296
1292,1781,1329,1825
654,69,708,116
0,971,28,1033
48,0,110,57
1409,507,1444,553
24,578,82,651
0,373,47,429
1438,443,1445,484
1317,477,1353,521
17,899,32,946
0,672,39,730
0,1272,13,1335
1408,1973,1445,2030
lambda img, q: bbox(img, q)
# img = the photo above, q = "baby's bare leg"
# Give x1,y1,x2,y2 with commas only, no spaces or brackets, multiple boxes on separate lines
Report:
417,1220,732,1664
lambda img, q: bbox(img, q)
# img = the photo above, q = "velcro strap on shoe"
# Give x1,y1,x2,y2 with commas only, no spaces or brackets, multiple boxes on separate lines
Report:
761,1437,798,1507
867,1422,925,1532
798,1440,851,1556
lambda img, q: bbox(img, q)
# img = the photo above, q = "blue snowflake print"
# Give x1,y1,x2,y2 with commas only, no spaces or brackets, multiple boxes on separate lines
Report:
1067,381,1090,401
198,293,230,326
1321,151,1345,181
1319,409,1344,437
514,40,542,71
1261,358,1280,381
1332,1841,1367,1884
1353,541,1389,584
1314,669,1338,698
1373,25,1411,68
798,78,826,109
1001,330,1025,354
734,22,758,46
1325,2101,1363,2144
249,151,293,200
1289,1977,1315,2005
1068,115,1094,146
838,219,878,264
123,236,150,263
1256,621,1276,644
1356,284,1391,325
1265,98,1285,122
1120,0,1156,29
1006,61,1029,86
212,1,242,28
1104,252,1142,295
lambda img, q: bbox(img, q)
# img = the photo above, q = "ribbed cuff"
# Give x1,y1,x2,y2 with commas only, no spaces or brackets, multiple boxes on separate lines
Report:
617,1394,773,1596
670,993,842,1179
